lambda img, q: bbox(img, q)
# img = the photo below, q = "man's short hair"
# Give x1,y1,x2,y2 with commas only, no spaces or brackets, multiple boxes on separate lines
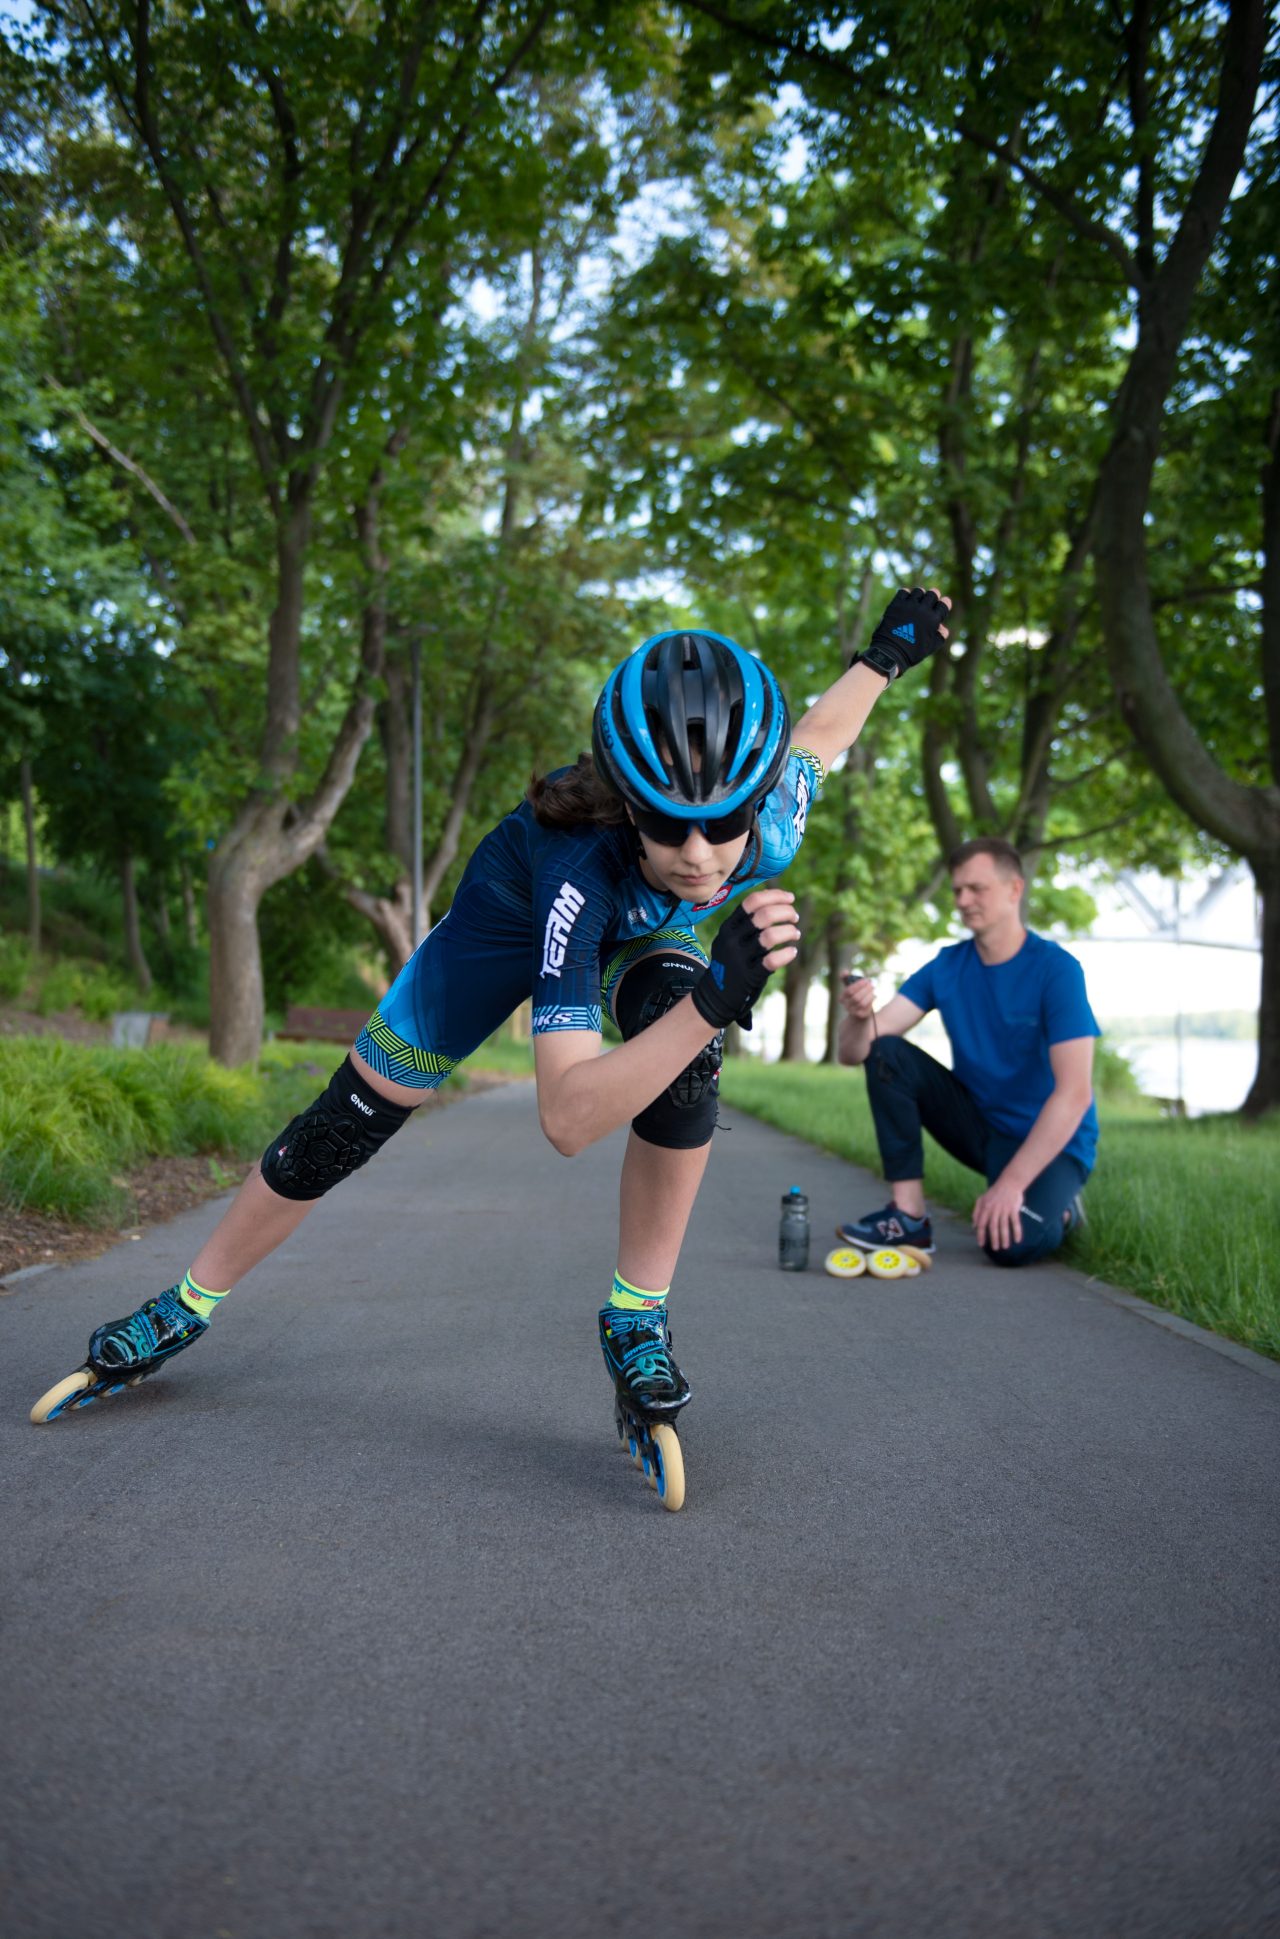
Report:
948,836,1025,880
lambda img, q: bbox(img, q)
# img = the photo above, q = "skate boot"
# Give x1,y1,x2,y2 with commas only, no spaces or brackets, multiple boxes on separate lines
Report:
31,1286,209,1423
599,1304,690,1512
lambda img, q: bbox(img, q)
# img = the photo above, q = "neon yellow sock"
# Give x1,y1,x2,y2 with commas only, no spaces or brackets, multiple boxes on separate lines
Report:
608,1270,670,1312
179,1271,230,1321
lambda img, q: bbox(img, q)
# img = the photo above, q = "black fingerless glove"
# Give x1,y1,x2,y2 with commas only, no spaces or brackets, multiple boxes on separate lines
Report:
691,905,774,1030
855,586,949,682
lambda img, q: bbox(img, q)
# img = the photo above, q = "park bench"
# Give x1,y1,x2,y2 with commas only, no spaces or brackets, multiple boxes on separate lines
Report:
278,1004,371,1045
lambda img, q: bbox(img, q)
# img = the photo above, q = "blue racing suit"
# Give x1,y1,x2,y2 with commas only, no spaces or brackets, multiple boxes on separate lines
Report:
355,751,823,1087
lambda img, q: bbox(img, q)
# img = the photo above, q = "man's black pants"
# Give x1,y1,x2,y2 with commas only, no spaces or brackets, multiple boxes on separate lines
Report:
864,1036,1088,1268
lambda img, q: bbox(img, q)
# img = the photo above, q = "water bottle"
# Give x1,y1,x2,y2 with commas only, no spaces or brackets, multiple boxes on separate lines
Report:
778,1186,810,1271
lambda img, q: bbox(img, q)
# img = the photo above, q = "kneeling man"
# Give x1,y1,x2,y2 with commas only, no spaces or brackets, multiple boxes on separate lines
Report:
837,838,1098,1267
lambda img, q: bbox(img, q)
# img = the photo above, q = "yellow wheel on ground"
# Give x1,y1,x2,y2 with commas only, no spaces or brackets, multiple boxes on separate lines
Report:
649,1423,685,1513
824,1247,868,1279
898,1244,933,1271
867,1248,911,1280
30,1369,93,1425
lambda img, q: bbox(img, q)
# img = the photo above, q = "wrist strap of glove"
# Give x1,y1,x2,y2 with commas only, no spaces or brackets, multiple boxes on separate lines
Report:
855,587,949,682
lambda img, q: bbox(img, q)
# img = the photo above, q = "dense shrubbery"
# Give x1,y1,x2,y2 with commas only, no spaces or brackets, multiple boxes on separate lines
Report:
0,1039,326,1224
1093,1037,1143,1099
0,854,385,1029
33,959,140,1022
0,934,30,1000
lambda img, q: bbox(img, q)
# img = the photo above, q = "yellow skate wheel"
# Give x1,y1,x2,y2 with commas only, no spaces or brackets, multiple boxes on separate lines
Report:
898,1244,933,1271
649,1423,685,1513
30,1369,93,1425
867,1248,911,1280
824,1247,868,1279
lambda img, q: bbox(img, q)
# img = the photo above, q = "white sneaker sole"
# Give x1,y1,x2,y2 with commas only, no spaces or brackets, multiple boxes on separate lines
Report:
835,1224,935,1255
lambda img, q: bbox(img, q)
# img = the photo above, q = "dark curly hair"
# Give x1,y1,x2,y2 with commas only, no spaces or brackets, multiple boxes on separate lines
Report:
527,753,628,830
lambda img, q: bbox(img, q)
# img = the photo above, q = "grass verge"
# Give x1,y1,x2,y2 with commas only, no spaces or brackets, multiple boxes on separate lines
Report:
0,1038,342,1228
0,1031,533,1235
719,1058,1280,1362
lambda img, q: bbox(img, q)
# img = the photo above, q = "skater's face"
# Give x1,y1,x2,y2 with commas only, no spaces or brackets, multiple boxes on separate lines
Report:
629,810,751,903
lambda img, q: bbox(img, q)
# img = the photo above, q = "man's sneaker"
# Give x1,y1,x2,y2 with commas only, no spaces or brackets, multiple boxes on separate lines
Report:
835,1203,934,1253
1063,1191,1087,1237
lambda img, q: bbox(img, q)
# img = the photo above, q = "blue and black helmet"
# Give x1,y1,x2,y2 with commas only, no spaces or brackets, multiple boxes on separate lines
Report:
591,630,791,823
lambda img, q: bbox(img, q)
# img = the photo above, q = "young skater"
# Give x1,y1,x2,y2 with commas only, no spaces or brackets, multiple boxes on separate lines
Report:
33,590,950,1484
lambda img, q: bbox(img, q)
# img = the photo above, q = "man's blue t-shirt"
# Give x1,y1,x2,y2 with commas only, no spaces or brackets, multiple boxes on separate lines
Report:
899,932,1100,1172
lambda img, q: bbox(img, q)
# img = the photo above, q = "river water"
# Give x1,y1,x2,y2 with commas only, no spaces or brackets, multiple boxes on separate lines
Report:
750,993,1258,1117
1113,1038,1257,1115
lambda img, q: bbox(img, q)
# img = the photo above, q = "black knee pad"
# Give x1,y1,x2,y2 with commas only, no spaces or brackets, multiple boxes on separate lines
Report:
614,953,721,1150
260,1056,415,1201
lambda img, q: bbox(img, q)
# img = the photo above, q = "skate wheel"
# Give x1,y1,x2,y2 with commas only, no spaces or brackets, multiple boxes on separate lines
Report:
898,1245,933,1271
649,1423,685,1513
30,1369,94,1425
824,1247,867,1279
867,1248,911,1280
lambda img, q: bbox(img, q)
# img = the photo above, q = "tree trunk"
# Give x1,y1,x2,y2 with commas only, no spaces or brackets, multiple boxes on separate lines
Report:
319,856,414,975
206,637,384,1064
180,860,199,946
380,647,415,870
1093,0,1276,1108
823,912,849,1064
1243,858,1278,1117
781,961,812,1061
780,895,817,1061
120,847,153,995
207,837,270,1067
205,457,392,1062
20,756,40,957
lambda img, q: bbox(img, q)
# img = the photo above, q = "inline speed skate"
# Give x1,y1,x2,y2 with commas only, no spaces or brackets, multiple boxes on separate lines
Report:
31,1287,209,1423
598,1303,691,1512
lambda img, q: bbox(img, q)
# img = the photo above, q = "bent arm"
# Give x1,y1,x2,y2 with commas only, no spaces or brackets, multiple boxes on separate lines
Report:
534,1003,718,1157
534,886,801,1156
996,1037,1095,1194
838,992,925,1067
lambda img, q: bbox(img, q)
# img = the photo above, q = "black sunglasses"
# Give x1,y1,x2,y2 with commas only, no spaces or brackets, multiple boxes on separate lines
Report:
630,798,759,847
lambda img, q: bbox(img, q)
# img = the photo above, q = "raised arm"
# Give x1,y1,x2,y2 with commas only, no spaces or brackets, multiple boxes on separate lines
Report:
792,587,951,774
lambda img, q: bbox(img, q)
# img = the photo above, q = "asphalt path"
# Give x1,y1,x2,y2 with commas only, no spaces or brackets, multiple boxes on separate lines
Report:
2,1079,1277,1939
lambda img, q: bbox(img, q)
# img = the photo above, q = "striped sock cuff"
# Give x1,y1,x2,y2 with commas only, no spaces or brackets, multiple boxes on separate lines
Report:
179,1271,229,1321
608,1271,670,1312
